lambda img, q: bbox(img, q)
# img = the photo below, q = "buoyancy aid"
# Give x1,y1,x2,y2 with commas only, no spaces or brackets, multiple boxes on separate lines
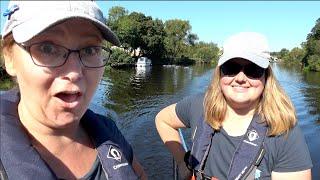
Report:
0,89,138,180
186,115,267,180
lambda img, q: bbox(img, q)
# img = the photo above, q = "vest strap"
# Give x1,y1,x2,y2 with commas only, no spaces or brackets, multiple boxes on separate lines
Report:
97,143,138,180
0,159,8,180
227,115,267,180
188,114,267,180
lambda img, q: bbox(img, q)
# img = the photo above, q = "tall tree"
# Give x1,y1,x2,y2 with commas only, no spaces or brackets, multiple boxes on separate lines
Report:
109,9,166,61
164,19,192,58
107,6,128,30
116,12,151,56
188,41,220,63
303,18,320,71
140,18,166,60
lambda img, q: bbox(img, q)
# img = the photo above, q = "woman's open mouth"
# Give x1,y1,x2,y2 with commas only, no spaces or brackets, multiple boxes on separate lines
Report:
54,91,82,108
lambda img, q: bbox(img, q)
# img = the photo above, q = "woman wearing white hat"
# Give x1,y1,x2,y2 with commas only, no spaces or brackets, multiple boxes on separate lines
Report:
155,32,312,180
0,1,146,179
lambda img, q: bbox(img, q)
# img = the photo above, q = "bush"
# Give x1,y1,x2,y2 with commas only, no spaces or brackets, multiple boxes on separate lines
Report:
307,54,320,71
108,48,135,67
282,47,305,65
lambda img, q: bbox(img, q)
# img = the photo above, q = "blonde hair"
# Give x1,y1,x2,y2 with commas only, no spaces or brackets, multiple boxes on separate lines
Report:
204,66,296,136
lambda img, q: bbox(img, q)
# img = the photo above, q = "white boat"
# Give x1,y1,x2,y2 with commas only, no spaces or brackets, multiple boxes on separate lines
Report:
135,66,151,79
136,57,152,67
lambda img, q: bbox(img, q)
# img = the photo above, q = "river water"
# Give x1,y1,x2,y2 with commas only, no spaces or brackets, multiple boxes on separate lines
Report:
90,63,319,179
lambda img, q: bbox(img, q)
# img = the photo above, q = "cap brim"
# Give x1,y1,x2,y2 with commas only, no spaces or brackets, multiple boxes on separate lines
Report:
218,51,270,68
12,13,120,46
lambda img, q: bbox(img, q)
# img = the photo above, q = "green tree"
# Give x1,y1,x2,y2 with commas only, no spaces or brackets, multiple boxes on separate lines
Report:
303,18,320,71
139,18,166,61
108,9,166,63
282,47,306,64
116,12,151,56
307,18,320,40
107,6,128,31
108,48,134,67
164,19,192,59
278,48,290,60
307,54,320,71
188,41,220,64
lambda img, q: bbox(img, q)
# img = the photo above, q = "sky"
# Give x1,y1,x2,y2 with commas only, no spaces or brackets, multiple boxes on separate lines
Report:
1,1,320,52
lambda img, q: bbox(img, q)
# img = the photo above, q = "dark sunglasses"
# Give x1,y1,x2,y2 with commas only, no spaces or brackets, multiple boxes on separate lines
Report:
220,61,266,79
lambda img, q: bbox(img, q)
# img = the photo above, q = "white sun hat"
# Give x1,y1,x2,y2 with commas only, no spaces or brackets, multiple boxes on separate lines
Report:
218,32,271,68
2,1,120,46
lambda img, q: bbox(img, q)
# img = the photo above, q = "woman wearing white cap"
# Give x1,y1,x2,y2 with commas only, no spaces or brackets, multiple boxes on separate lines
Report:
0,1,146,180
155,32,312,180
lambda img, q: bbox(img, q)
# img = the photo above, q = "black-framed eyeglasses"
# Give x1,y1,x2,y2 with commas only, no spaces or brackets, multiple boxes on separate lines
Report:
17,42,112,68
220,61,266,79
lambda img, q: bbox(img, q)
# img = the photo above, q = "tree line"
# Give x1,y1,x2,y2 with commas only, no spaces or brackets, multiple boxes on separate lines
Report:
1,8,320,82
106,6,220,67
271,18,320,71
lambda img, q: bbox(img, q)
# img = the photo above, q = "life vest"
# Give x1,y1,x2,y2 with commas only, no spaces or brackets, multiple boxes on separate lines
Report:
186,115,267,180
0,89,138,180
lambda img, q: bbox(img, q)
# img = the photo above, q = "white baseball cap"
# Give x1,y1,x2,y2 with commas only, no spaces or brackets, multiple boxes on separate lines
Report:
218,32,271,68
2,1,120,46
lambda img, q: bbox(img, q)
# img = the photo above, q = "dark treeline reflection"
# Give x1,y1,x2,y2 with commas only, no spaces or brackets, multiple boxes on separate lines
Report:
102,64,213,114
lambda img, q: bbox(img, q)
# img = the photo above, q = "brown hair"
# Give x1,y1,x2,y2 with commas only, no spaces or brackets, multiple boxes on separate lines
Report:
1,33,15,64
1,33,17,84
204,66,296,136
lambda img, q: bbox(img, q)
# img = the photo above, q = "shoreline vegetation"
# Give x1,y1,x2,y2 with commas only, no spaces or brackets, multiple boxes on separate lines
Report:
1,6,320,88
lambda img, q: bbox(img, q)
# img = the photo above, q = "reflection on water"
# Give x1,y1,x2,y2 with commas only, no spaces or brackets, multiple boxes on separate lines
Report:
271,63,320,178
302,71,320,125
135,66,152,79
92,64,214,179
91,63,320,179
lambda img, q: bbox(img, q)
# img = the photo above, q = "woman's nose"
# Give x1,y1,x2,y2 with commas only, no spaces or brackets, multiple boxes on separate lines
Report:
234,71,247,82
61,52,84,82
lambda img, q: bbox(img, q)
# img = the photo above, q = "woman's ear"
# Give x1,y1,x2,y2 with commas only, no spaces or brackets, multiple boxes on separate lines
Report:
3,47,17,77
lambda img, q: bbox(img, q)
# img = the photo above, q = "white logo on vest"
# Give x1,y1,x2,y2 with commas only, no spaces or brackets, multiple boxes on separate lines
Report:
244,129,259,146
107,146,122,162
113,163,129,170
247,129,259,141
